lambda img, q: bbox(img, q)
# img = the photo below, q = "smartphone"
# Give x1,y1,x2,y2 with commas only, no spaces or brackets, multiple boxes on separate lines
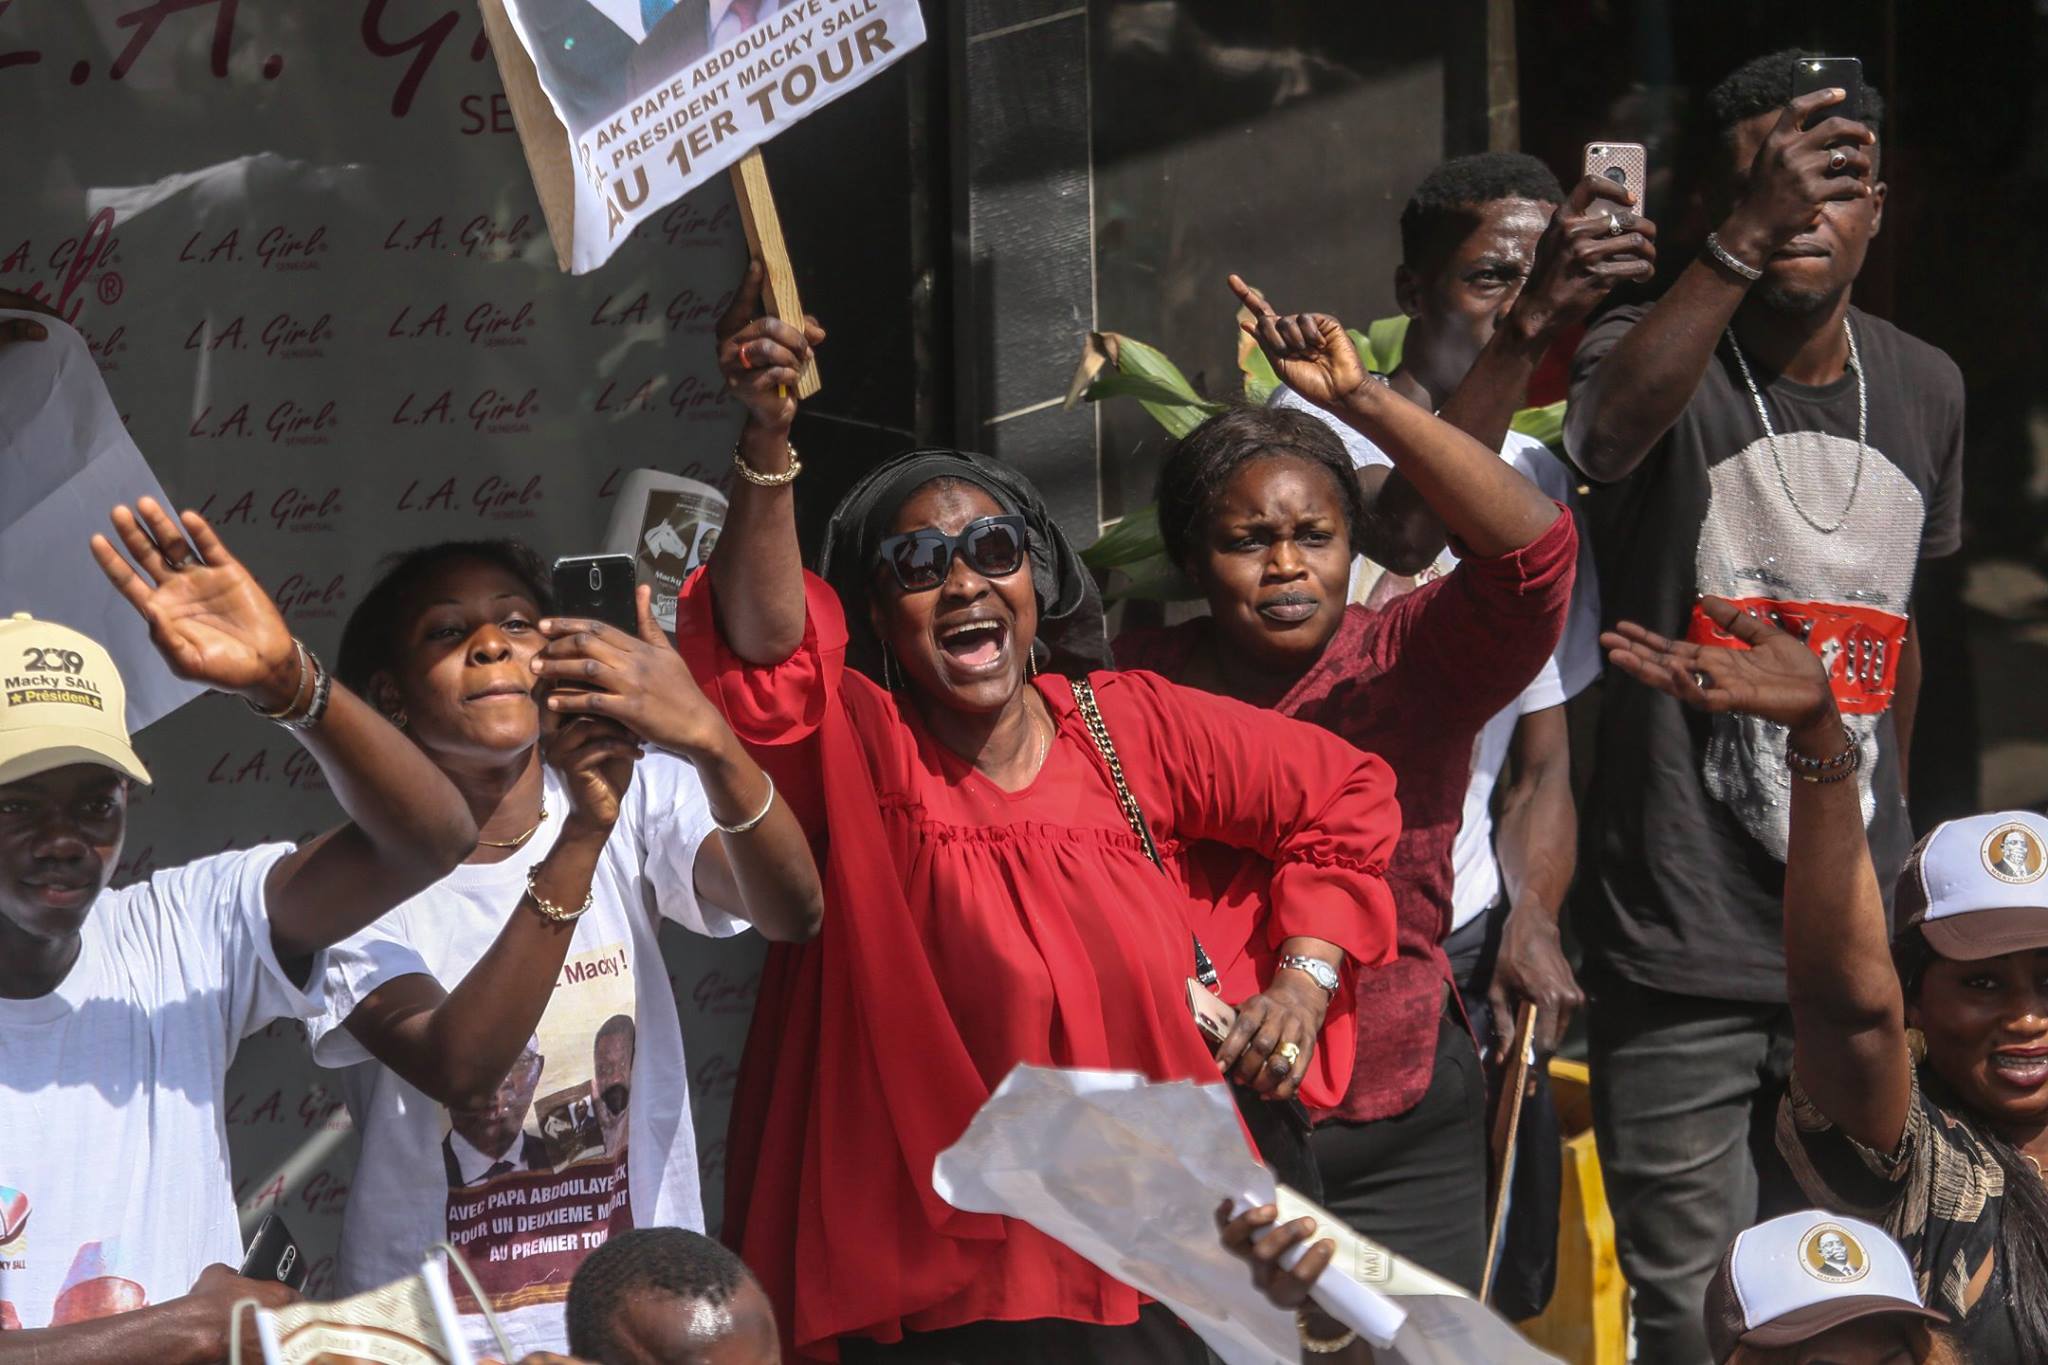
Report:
239,1213,307,1290
1791,56,1863,129
1187,978,1237,1050
1582,142,1647,208
551,553,639,635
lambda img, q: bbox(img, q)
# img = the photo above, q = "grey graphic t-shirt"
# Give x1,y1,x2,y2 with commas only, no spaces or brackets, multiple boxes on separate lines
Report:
1569,303,1963,1002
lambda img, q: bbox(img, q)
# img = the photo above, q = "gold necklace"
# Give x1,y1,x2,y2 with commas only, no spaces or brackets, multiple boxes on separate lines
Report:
477,798,548,849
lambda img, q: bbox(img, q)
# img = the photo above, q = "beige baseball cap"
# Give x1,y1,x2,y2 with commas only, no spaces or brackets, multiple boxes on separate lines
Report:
0,613,151,787
1705,1210,1944,1362
1895,811,2048,960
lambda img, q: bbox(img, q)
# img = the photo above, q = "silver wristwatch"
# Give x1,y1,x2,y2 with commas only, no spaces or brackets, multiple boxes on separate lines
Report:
1278,954,1341,995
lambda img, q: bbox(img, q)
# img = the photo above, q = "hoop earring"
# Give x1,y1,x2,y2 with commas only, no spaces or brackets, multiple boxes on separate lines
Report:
387,709,408,731
1027,645,1040,679
880,648,899,692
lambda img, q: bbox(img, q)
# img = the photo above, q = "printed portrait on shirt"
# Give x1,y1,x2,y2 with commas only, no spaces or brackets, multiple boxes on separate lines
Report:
442,942,637,1314
1694,429,1926,861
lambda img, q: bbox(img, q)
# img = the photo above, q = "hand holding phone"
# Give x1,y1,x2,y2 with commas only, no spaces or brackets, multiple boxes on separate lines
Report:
1790,55,1863,130
1582,142,1647,210
550,554,640,636
239,1213,308,1290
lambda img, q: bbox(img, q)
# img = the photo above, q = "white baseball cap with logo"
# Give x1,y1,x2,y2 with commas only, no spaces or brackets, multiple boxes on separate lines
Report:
1705,1210,1945,1362
0,612,151,787
1895,810,2048,959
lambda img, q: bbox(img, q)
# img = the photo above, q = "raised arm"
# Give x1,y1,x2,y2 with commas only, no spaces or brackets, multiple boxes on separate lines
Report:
0,1264,293,1365
1441,175,1657,458
338,715,641,1110
1231,277,1557,559
534,585,823,942
707,261,826,665
1603,597,1910,1152
1564,89,1876,482
92,499,475,965
1360,177,1654,572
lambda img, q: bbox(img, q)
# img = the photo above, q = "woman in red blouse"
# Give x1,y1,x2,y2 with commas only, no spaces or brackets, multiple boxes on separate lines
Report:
1115,279,1577,1291
636,266,1403,1363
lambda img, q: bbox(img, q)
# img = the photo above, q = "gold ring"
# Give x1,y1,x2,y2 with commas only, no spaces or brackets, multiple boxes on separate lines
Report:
1274,1042,1303,1067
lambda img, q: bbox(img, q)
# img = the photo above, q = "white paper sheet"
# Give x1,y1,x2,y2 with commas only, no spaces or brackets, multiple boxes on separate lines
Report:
0,311,203,734
933,1065,1564,1365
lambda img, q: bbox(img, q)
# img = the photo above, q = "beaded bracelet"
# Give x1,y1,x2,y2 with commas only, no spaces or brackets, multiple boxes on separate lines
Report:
1786,737,1862,784
525,867,594,923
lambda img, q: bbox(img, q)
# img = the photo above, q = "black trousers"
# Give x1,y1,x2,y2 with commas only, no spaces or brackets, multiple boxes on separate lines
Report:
1309,1002,1489,1292
836,1303,1210,1364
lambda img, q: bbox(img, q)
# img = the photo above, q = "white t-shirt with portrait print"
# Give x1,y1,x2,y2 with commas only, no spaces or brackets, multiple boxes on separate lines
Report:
0,844,314,1333
1274,385,1604,931
305,753,744,1358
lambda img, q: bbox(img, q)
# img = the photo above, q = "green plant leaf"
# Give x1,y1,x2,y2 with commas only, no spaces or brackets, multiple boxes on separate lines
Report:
1510,399,1567,451
1076,334,1227,440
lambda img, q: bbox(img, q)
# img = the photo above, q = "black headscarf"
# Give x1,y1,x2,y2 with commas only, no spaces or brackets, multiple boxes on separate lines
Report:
816,448,1109,683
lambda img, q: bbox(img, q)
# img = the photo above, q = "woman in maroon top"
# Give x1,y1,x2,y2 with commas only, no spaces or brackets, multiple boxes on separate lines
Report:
1115,278,1576,1289
658,266,1403,1363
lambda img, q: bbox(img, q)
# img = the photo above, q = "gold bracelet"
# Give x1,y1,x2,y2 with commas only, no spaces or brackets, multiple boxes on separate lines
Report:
1298,1309,1358,1354
524,867,594,923
734,438,801,487
245,639,311,719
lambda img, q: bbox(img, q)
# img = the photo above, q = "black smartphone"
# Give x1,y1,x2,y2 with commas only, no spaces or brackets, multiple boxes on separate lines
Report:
239,1213,307,1290
551,553,640,635
1791,55,1863,129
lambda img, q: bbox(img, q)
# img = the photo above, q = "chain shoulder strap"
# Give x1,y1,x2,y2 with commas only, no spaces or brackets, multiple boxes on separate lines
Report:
1070,676,1164,869
1069,676,1219,988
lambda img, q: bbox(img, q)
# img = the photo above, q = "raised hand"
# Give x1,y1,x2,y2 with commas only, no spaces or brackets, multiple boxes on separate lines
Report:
1720,87,1877,262
541,706,642,836
716,259,825,432
90,497,300,709
1509,174,1658,341
1601,596,1835,730
533,585,730,760
1228,274,1371,411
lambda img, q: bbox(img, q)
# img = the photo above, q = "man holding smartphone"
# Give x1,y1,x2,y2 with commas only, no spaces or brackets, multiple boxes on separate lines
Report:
1564,49,1964,1363
1268,150,1649,1295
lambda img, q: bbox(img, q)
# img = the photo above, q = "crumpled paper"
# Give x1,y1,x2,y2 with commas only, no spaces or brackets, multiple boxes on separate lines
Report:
933,1064,1562,1365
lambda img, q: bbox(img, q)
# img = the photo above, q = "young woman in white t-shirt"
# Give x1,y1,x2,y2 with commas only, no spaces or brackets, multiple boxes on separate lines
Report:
304,539,819,1357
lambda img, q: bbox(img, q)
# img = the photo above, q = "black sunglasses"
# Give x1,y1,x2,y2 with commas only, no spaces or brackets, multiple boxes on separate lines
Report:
874,515,1029,593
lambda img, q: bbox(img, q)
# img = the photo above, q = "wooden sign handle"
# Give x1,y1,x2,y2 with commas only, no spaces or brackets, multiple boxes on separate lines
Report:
1481,1000,1539,1305
729,148,821,399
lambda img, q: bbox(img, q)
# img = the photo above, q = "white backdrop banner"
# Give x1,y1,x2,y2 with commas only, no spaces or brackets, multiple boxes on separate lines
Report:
3,0,775,1298
498,0,926,270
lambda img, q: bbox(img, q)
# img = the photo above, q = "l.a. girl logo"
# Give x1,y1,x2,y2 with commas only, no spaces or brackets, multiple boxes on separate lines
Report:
378,213,537,261
634,198,738,248
272,572,347,620
176,223,329,270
